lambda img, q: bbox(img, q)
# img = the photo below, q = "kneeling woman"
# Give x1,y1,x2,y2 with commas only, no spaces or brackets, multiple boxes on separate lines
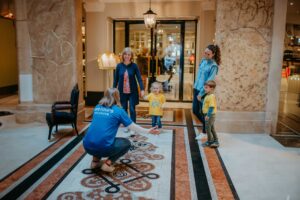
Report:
83,88,159,172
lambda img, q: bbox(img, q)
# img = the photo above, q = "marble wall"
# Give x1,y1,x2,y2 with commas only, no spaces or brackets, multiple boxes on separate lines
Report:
215,0,274,111
15,0,83,122
17,0,82,104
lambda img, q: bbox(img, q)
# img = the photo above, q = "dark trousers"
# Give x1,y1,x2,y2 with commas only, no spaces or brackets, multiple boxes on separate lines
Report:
121,94,136,123
85,138,131,163
106,138,131,162
151,115,162,128
192,89,206,133
205,114,218,143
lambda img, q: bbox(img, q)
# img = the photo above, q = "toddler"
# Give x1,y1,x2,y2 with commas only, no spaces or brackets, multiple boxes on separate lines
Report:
144,82,166,128
201,80,219,148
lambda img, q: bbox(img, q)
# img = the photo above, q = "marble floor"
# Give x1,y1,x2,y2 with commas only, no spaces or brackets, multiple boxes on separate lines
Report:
0,107,299,200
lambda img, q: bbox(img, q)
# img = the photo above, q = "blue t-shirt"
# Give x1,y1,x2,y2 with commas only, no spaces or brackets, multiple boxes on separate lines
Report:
83,104,132,152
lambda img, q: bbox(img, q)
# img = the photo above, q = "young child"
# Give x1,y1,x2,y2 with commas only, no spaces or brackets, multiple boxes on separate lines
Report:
144,82,166,128
201,80,219,148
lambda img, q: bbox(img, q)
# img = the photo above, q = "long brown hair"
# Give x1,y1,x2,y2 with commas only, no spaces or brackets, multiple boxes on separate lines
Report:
99,88,121,107
207,44,221,65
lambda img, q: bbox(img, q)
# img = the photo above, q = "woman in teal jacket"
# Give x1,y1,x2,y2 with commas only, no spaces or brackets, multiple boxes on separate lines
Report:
193,44,221,134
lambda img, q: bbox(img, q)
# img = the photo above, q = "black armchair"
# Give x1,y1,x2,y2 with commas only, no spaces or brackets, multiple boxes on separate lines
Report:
46,84,80,140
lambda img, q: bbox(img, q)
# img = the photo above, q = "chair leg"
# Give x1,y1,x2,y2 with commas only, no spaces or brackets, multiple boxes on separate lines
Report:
74,123,79,135
48,125,53,140
55,125,58,132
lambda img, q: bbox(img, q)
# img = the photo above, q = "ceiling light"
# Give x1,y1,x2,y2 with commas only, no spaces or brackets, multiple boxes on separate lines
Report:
143,0,157,29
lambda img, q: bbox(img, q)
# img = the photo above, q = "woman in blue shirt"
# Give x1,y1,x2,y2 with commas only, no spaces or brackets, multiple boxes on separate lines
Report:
113,47,144,124
193,44,221,135
83,88,159,172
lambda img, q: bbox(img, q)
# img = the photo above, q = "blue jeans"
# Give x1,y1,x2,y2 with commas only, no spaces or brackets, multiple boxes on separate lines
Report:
151,115,162,128
192,89,206,133
85,138,131,163
121,94,136,123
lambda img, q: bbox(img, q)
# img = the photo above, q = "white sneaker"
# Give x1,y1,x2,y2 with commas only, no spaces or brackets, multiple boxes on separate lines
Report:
195,134,203,140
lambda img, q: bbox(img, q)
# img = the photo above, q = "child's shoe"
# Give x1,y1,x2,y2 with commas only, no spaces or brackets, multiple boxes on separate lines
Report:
210,141,220,148
195,134,202,140
202,141,213,147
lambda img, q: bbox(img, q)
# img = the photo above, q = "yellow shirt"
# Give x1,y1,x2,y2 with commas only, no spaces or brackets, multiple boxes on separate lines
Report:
202,93,217,114
145,93,166,116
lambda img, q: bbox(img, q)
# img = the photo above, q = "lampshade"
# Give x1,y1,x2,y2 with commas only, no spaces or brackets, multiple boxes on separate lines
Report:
143,1,157,29
0,0,14,20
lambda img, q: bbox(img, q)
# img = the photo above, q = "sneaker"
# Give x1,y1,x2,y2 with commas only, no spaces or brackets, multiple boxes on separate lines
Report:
210,141,220,148
202,141,213,147
101,161,115,173
195,134,202,140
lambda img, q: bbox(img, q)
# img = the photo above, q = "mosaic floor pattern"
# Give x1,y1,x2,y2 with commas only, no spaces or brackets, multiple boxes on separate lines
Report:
0,109,241,200
48,130,174,200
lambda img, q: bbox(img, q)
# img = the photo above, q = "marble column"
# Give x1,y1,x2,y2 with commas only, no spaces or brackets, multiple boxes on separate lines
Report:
15,0,83,123
265,0,287,134
215,0,275,133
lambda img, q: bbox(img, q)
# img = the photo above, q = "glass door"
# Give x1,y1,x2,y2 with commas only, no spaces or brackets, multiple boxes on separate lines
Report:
114,20,197,102
129,23,151,93
155,23,182,101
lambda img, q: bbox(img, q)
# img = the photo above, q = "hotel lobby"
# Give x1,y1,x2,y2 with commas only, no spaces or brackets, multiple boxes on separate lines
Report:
0,0,299,199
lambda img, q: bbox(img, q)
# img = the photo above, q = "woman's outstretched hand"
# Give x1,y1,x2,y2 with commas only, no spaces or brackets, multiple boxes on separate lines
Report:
149,126,160,135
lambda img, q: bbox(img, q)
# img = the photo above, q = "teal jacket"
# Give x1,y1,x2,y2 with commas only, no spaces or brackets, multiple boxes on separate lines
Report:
194,59,218,97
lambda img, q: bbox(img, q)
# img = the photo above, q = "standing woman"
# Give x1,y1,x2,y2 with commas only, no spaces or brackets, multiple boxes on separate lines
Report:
193,44,221,136
113,47,145,124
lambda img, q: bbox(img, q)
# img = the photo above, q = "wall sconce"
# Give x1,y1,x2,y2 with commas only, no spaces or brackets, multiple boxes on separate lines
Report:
0,0,14,20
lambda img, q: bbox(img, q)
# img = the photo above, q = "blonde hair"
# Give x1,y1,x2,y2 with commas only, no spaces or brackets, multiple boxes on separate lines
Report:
150,82,162,93
99,88,121,107
204,80,217,89
121,47,134,62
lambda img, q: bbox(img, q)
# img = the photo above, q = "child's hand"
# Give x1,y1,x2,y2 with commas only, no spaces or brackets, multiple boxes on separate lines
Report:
149,126,160,135
205,116,209,121
140,90,145,97
197,95,202,101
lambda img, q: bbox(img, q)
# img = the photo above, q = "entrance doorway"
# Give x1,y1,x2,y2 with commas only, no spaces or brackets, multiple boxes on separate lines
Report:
273,0,300,147
114,20,197,102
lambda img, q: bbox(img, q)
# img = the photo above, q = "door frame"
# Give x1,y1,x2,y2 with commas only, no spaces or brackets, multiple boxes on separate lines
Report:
113,19,198,102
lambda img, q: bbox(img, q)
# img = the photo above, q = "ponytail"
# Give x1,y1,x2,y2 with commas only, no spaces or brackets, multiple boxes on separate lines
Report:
207,44,221,65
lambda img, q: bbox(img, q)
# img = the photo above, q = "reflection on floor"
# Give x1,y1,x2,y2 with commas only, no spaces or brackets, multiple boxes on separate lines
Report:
273,91,300,147
0,107,300,200
0,94,18,106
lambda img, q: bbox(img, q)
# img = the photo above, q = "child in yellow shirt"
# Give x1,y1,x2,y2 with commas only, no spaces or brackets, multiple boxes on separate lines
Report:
202,80,219,148
144,82,166,128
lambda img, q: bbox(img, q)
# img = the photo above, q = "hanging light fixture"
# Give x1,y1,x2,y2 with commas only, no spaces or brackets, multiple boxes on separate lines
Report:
143,0,157,29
